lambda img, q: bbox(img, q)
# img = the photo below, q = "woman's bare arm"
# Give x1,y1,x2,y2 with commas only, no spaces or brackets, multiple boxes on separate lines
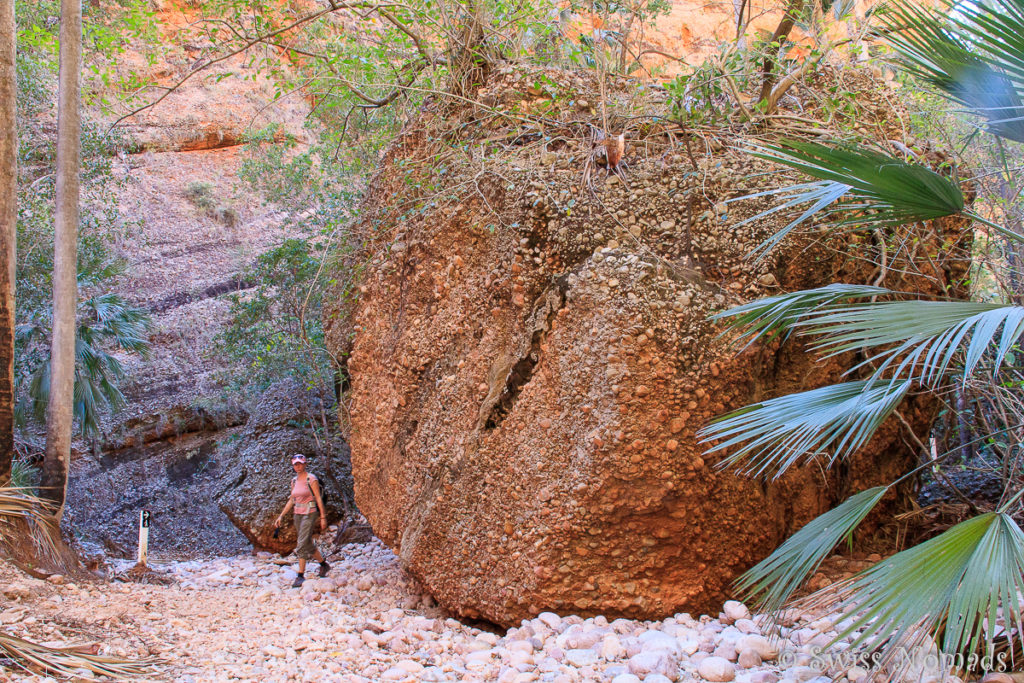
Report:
275,495,295,526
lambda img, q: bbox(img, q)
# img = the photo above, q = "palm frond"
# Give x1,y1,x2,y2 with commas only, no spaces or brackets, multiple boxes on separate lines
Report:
716,288,1024,388
0,486,59,560
712,284,891,349
726,180,851,258
0,486,55,520
802,300,1024,387
817,512,1024,667
736,486,889,615
699,380,912,480
26,362,50,424
733,141,967,256
0,633,161,680
879,0,1024,143
20,294,152,438
83,294,153,356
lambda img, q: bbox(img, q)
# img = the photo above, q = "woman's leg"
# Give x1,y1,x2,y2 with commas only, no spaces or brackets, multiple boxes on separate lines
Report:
293,511,315,583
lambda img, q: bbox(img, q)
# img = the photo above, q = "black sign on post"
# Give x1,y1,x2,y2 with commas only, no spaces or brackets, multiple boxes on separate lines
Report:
138,509,151,566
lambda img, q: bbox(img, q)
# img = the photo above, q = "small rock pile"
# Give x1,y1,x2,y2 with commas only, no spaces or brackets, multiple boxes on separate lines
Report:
0,544,965,683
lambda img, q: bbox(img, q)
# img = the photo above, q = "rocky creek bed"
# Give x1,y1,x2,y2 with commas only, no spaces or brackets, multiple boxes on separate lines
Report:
0,540,963,683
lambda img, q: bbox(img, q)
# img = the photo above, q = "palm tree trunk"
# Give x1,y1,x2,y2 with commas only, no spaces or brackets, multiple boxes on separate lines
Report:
40,0,81,515
0,0,16,484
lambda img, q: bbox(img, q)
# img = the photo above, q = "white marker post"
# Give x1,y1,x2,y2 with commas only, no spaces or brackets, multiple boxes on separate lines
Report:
138,509,151,568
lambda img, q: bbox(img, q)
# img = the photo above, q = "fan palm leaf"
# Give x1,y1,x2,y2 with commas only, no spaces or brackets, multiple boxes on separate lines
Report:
735,486,889,615
730,141,1001,257
84,294,151,354
716,286,1024,388
711,283,890,349
802,300,1024,386
21,294,150,437
812,511,1024,668
878,0,1024,143
698,379,913,479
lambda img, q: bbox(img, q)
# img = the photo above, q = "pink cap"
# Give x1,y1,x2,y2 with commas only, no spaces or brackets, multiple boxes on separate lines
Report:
291,453,307,463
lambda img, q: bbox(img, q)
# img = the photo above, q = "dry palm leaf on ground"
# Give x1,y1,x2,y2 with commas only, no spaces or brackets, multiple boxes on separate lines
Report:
0,632,162,680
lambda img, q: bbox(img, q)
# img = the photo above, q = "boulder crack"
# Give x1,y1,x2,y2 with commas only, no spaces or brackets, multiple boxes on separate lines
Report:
483,277,568,430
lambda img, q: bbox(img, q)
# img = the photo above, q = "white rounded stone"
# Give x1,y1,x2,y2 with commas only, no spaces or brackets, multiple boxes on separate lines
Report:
697,656,735,682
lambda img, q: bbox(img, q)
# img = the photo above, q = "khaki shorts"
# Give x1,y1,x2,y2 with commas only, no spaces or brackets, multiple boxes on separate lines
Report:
293,510,320,560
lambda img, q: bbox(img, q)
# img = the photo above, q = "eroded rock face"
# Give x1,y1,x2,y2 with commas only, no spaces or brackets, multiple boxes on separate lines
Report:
328,67,969,626
217,379,354,554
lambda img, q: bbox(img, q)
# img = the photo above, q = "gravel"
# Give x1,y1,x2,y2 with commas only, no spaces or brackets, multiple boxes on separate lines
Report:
0,541,969,683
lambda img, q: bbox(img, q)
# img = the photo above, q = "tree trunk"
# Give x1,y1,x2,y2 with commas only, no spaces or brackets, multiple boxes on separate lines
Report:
758,0,803,103
0,0,16,484
734,0,747,48
41,0,81,515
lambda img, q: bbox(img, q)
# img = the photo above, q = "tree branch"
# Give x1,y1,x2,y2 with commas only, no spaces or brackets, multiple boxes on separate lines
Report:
378,8,435,63
107,2,402,132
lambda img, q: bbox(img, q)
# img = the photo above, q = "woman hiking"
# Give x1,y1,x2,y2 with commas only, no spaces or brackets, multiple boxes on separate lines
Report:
274,453,330,588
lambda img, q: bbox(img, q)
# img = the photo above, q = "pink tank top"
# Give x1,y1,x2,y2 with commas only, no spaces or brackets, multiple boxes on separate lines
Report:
291,473,316,514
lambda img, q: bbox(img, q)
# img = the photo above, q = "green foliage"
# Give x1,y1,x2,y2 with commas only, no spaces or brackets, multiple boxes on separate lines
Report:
710,284,890,349
183,181,239,226
702,0,1024,670
13,2,152,439
878,0,1024,143
701,380,913,479
16,295,153,438
734,486,889,614
712,285,1024,387
901,71,1024,305
8,458,39,491
184,182,216,211
565,0,672,74
666,49,750,124
218,239,337,399
17,0,160,109
833,511,1024,663
734,141,970,256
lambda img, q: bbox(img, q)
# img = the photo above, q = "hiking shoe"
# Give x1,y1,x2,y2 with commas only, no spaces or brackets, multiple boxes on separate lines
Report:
318,561,331,578
291,574,305,588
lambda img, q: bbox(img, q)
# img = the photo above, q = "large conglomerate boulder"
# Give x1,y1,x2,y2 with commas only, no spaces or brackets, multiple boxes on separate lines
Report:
325,66,971,626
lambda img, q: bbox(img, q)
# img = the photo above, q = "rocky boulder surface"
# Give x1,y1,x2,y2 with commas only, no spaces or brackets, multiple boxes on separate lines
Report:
217,379,354,554
327,66,970,627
